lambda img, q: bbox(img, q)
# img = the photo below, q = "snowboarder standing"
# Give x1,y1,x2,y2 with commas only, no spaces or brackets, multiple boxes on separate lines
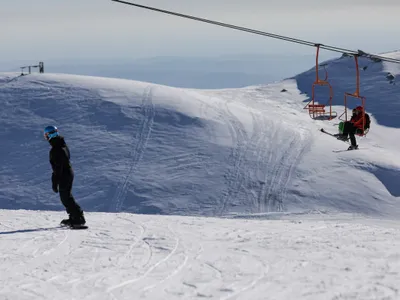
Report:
44,125,86,227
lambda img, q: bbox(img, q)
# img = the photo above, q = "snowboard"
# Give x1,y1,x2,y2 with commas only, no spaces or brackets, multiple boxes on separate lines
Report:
60,224,88,230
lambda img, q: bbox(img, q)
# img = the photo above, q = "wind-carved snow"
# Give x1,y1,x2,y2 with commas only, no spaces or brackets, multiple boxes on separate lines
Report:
1,210,400,300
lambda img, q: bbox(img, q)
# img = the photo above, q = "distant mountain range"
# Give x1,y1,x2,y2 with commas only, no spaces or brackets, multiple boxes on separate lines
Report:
0,53,337,89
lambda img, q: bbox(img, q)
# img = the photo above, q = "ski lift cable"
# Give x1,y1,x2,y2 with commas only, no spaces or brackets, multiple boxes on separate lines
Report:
111,0,400,64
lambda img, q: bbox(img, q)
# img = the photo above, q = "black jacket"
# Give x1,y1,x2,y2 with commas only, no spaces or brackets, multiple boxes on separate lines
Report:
49,136,73,184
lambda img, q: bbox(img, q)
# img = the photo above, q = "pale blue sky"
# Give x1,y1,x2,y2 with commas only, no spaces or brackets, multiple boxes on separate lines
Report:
1,0,399,62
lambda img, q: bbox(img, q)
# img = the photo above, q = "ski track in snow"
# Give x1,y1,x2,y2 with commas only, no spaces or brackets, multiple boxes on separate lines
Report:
1,210,400,300
110,86,155,212
261,127,309,212
218,99,250,216
214,90,310,215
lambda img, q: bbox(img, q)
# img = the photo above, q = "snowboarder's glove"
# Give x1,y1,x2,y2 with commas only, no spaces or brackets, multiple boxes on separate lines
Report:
52,182,58,193
51,173,58,193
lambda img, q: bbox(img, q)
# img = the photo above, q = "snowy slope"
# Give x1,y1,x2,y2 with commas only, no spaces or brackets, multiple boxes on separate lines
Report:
292,50,400,216
1,54,400,300
1,61,400,218
1,209,400,300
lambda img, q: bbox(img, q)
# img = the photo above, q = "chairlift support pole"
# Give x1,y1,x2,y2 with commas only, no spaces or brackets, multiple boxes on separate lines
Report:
304,44,335,120
341,55,367,135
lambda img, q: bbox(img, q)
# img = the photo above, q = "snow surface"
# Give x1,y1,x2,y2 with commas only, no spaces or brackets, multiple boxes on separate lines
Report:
1,209,400,300
1,53,400,299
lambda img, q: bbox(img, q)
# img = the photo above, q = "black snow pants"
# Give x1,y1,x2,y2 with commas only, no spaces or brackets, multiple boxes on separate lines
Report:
59,171,83,218
342,121,358,147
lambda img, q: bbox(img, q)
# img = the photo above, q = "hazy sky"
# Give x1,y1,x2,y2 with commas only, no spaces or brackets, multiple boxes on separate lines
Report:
1,0,400,62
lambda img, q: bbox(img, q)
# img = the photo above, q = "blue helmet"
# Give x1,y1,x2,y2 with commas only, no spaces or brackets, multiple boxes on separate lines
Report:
44,125,59,141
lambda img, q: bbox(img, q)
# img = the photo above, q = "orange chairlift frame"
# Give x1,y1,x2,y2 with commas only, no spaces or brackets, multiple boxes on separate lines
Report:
339,54,368,136
303,44,336,120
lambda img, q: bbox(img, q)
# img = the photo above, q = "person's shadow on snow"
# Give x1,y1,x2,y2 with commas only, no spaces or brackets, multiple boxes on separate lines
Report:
0,227,64,235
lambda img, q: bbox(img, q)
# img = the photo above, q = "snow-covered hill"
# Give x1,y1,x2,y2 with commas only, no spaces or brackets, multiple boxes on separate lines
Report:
1,52,400,299
1,53,400,218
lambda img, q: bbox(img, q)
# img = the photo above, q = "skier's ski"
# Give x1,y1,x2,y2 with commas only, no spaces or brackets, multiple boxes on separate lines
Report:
333,149,357,153
332,146,362,153
320,128,349,143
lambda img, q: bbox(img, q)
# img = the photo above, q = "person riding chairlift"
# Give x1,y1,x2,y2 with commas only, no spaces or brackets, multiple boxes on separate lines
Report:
336,106,367,150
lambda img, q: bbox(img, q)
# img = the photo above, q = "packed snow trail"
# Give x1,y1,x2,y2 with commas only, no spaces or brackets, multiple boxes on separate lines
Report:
1,210,400,300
